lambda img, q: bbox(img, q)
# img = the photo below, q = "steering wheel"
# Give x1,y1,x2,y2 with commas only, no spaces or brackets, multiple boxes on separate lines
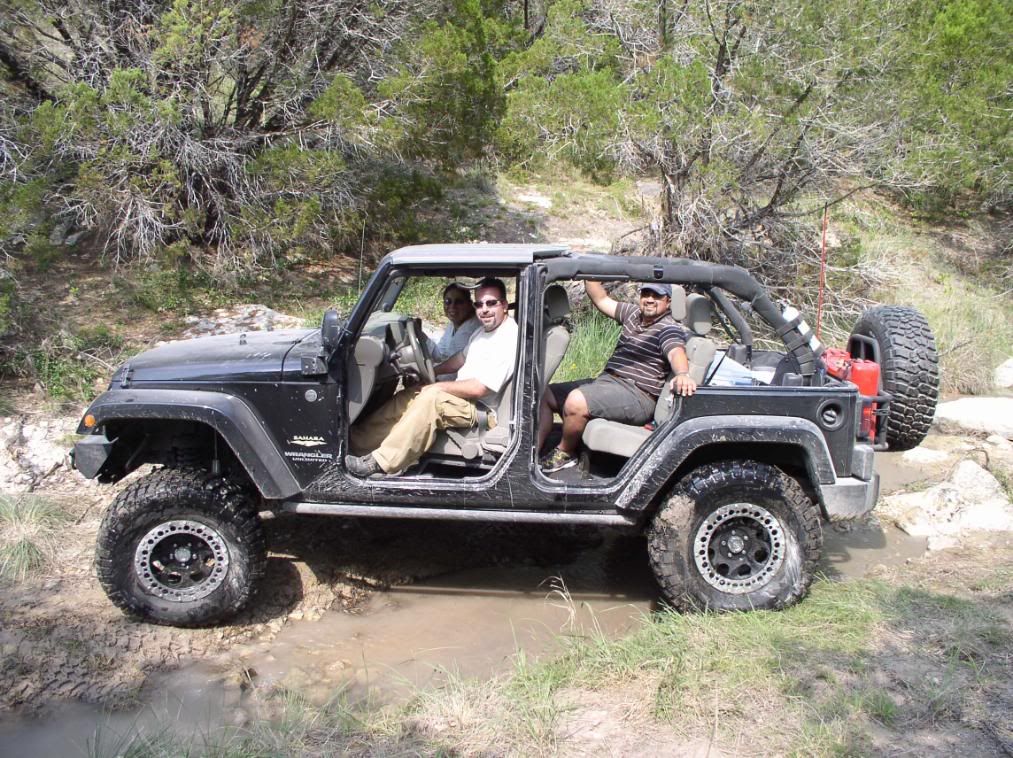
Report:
391,317,436,385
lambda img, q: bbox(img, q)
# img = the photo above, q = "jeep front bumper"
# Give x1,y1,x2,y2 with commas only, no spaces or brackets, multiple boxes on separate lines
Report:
71,434,113,479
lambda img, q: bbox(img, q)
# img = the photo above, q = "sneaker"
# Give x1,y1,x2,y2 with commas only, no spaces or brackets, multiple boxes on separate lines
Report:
345,453,383,478
540,447,578,473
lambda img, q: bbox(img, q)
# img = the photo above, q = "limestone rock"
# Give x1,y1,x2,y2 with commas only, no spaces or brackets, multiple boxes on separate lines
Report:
0,415,78,493
879,460,1013,547
181,304,304,339
515,191,553,209
901,447,950,466
933,397,1013,440
983,434,1013,481
19,419,71,478
995,357,1013,389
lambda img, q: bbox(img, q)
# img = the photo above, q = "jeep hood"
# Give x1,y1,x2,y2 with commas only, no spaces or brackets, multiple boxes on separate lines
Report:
114,329,317,384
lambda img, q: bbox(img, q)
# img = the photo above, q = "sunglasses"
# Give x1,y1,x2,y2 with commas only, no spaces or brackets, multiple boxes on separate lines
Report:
474,298,503,308
443,297,469,306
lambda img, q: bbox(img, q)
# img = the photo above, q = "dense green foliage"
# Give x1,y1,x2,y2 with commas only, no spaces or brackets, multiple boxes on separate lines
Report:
0,0,1008,310
891,0,1012,210
0,0,506,275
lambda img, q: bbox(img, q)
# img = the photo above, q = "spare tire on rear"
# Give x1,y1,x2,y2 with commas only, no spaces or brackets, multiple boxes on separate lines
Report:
849,305,939,451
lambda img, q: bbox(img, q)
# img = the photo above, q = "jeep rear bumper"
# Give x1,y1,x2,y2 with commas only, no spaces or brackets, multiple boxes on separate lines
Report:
819,473,880,521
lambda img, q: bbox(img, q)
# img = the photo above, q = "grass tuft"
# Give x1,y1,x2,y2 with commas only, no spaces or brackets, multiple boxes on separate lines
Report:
0,494,71,581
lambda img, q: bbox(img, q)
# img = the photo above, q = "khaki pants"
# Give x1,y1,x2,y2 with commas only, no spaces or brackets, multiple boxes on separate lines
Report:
350,385,477,474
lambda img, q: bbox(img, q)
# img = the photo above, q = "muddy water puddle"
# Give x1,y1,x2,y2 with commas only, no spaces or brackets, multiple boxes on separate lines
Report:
243,557,655,705
0,665,232,757
819,448,931,579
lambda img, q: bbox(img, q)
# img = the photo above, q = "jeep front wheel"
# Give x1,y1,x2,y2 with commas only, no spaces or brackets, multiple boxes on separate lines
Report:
96,468,266,627
647,461,822,612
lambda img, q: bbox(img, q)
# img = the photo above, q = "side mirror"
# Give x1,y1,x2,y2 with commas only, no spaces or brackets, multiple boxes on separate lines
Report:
321,309,341,350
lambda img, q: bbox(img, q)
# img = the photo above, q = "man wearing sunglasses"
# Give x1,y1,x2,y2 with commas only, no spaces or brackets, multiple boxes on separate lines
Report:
346,278,518,478
540,280,696,473
426,282,481,365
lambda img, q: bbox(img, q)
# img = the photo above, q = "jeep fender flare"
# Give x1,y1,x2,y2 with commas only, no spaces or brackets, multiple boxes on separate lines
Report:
615,415,837,515
78,389,301,500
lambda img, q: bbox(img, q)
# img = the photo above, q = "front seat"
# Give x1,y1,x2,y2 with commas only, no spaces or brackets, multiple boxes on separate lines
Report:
540,284,572,393
428,285,571,462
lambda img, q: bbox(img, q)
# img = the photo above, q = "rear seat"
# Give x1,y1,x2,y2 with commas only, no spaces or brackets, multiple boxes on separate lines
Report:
582,380,676,458
684,293,717,384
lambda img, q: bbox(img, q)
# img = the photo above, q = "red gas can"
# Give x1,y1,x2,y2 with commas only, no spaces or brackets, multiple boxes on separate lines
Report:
823,347,853,380
850,359,881,439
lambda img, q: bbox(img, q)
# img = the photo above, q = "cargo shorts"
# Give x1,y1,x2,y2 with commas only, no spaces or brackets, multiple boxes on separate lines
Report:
549,373,658,426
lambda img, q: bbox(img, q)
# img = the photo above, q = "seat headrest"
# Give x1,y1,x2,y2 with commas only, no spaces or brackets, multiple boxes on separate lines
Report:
544,284,571,323
669,285,687,321
685,293,713,335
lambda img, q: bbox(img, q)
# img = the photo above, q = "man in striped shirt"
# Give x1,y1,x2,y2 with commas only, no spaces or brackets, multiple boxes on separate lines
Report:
540,281,697,473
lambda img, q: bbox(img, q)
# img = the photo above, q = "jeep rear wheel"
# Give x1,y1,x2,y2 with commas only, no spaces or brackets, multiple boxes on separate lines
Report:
849,305,939,451
647,461,822,612
96,468,266,627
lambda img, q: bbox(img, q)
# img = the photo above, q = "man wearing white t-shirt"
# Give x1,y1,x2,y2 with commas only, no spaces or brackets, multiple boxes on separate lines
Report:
346,278,518,477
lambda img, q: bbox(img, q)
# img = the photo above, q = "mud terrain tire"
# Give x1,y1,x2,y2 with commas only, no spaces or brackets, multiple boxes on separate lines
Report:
850,305,939,451
647,461,822,612
96,468,266,627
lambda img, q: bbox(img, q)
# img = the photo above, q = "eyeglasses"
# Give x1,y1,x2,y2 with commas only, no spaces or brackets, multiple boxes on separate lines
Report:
443,297,469,306
474,298,502,308
639,290,669,300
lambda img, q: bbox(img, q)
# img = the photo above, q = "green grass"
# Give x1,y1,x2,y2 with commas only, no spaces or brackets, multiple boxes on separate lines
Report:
300,285,363,328
0,495,71,581
391,276,448,325
487,579,1007,754
499,166,642,220
553,310,621,383
116,267,237,315
969,563,1013,593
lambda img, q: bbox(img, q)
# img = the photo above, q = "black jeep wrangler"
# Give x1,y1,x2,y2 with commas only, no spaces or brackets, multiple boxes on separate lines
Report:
72,244,939,626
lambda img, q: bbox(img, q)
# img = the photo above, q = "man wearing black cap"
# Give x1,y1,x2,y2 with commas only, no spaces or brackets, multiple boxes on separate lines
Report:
540,280,697,473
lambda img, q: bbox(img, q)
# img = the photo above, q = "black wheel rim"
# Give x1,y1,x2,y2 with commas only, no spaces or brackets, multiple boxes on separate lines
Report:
134,520,230,602
693,503,785,594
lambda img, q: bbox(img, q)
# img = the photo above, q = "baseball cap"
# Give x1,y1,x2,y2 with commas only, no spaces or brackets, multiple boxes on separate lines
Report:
640,282,672,298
